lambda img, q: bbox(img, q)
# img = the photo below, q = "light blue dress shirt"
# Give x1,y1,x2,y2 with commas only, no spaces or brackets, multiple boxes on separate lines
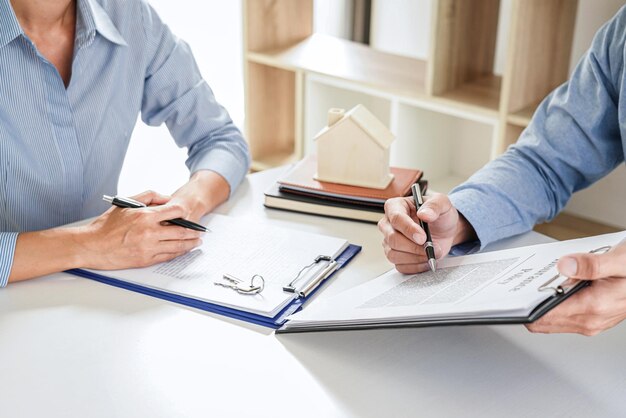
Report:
0,0,250,286
449,6,625,249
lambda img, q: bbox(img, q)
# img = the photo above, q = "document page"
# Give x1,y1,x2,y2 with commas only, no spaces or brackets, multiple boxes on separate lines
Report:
86,214,349,317
285,231,626,329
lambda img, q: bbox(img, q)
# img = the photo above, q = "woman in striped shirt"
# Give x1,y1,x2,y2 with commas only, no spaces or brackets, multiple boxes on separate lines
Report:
0,0,250,286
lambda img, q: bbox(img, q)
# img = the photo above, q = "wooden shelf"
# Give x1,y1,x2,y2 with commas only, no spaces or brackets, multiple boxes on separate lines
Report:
497,124,525,154
249,33,502,118
507,101,540,127
435,74,502,116
244,0,579,171
534,212,621,241
498,0,577,147
247,34,427,98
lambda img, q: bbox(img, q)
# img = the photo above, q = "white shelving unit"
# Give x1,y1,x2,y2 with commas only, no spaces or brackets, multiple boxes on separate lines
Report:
243,0,626,231
243,0,579,182
304,74,496,193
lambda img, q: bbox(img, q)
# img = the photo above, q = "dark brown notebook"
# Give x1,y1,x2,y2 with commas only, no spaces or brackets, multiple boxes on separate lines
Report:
278,155,423,205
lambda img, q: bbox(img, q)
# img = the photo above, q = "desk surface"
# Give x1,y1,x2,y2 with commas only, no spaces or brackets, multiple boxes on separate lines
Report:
1,168,624,418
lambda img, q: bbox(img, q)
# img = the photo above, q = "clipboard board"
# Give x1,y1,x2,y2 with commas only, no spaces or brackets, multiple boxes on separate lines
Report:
276,239,623,334
67,244,361,329
276,279,590,333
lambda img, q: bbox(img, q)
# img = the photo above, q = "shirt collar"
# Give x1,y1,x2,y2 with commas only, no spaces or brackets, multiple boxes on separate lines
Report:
78,0,127,47
0,0,127,49
0,0,24,49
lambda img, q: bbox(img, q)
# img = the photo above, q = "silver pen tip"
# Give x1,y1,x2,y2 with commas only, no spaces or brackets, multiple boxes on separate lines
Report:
102,195,114,203
428,258,437,272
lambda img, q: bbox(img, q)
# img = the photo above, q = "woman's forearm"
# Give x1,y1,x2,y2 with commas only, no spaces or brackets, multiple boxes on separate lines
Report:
8,189,206,284
171,170,231,221
8,226,87,283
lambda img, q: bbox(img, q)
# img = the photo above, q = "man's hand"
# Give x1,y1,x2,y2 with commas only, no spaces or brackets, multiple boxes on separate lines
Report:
78,190,203,269
527,240,626,336
378,193,476,274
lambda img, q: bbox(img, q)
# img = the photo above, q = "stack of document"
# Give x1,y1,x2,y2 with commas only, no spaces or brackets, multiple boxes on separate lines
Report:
264,155,425,223
279,231,626,333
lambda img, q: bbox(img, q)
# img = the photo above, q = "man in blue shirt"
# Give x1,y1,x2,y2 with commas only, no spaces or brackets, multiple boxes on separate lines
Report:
0,0,250,284
380,7,626,335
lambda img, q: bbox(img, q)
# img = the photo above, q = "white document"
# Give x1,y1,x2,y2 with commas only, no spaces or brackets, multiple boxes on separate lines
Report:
86,214,349,317
283,231,626,331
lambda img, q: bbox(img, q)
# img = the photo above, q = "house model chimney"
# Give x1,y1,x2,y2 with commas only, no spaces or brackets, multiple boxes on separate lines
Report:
328,108,345,126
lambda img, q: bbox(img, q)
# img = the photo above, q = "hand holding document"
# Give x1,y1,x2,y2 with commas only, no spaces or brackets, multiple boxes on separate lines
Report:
279,231,626,333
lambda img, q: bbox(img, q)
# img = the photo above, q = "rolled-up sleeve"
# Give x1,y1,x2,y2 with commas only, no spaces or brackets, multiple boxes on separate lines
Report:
449,6,625,249
139,1,250,195
0,233,18,287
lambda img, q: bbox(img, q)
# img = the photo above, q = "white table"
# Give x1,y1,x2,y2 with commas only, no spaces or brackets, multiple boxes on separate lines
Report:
1,168,624,418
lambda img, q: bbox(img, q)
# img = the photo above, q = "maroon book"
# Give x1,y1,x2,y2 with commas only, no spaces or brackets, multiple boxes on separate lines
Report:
278,155,423,205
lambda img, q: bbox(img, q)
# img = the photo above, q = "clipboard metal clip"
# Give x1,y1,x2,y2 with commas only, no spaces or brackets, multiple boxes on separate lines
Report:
538,246,612,294
283,255,339,299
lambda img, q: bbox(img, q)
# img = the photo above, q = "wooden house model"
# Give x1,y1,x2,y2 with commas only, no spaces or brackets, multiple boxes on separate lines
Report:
314,104,395,189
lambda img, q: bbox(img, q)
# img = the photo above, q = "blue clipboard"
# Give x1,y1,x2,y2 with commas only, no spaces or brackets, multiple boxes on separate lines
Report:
67,244,361,329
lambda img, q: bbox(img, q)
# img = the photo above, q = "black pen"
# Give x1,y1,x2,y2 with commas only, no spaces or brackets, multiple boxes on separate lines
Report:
411,184,436,272
103,195,208,232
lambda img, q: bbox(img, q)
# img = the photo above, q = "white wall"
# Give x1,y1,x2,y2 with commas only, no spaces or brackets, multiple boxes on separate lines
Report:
314,0,354,39
370,0,431,60
119,0,243,197
120,0,351,198
370,0,626,228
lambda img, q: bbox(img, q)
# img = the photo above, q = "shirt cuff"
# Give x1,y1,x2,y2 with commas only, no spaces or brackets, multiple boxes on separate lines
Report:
188,146,250,197
449,188,521,251
449,241,481,256
0,233,18,287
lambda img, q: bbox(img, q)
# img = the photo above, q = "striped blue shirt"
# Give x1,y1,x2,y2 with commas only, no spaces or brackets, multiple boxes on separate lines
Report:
0,0,251,286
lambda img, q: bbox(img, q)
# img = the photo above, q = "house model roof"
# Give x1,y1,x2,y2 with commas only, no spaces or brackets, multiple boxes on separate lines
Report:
315,104,395,149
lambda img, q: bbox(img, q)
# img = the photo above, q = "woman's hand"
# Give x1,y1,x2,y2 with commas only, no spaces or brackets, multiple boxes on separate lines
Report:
378,193,476,274
170,170,231,222
78,190,203,269
10,190,204,283
526,240,626,336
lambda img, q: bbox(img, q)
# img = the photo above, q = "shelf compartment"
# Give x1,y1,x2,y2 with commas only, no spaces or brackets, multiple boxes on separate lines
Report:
507,101,540,127
245,63,298,169
392,104,494,194
428,0,501,115
496,123,526,155
435,74,502,115
500,0,577,118
534,212,622,241
247,33,427,98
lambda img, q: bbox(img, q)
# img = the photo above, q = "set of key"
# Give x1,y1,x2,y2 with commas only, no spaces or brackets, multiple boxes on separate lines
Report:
214,273,265,295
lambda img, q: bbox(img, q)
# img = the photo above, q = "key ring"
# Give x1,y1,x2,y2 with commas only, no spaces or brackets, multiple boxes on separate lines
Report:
247,274,265,294
214,273,266,295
